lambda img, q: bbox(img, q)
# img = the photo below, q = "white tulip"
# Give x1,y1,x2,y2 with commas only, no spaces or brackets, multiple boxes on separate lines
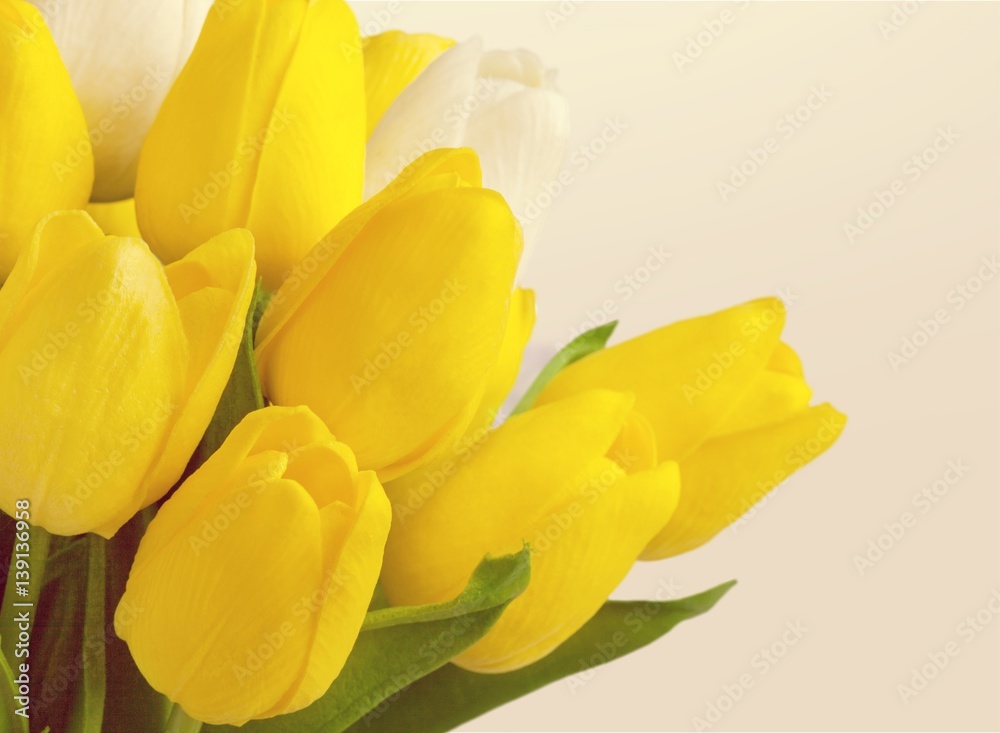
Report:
366,38,570,270
28,0,212,201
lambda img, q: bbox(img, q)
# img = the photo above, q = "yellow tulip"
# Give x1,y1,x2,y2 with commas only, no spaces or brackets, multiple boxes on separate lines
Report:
535,297,847,560
255,148,522,482
362,30,454,137
135,0,364,290
0,0,93,280
116,405,391,725
381,389,680,673
0,210,255,537
85,199,140,238
363,31,570,267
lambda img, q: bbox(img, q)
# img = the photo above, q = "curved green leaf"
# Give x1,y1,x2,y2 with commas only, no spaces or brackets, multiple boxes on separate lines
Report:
348,580,737,733
511,322,617,415
206,548,531,733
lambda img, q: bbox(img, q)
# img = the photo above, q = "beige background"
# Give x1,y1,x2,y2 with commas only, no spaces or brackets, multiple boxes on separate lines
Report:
352,2,1000,730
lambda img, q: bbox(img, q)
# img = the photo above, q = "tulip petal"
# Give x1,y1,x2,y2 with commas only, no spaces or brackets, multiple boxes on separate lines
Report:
468,287,536,433
608,408,659,473
768,340,805,377
129,406,324,572
32,0,213,201
536,297,789,460
85,199,141,237
136,229,256,511
118,471,324,725
363,30,454,136
245,0,365,288
454,460,680,672
0,211,104,334
714,375,812,438
0,215,187,537
463,85,569,268
642,403,847,560
1,0,93,278
365,39,482,197
256,147,482,355
277,471,391,714
258,185,520,480
381,389,636,607
137,0,305,253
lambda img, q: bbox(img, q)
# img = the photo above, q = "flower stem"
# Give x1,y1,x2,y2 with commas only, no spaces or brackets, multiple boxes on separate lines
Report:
165,705,203,733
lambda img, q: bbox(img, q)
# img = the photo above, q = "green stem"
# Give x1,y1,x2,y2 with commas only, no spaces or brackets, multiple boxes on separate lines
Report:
164,705,203,733
0,521,51,667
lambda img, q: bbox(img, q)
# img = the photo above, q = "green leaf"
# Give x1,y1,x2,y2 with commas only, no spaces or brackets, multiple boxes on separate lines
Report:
362,549,530,631
191,280,267,466
348,580,736,733
510,322,617,415
27,535,82,733
206,548,531,733
0,633,29,733
66,536,106,733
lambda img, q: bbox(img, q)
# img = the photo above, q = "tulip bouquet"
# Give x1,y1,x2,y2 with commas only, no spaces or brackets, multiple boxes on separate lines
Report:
0,1,846,731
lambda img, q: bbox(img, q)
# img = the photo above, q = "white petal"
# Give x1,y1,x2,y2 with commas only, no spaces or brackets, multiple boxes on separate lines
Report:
478,48,553,89
364,38,482,199
30,0,212,201
463,86,570,272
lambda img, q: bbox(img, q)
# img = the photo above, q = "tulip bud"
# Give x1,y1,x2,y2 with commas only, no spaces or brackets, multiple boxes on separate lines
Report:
135,0,365,290
364,33,570,269
381,389,680,673
255,148,522,481
0,210,255,537
116,406,391,725
0,0,93,280
26,0,213,201
535,297,848,559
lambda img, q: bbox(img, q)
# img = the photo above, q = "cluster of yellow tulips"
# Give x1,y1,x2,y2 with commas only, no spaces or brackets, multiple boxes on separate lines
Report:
0,0,845,730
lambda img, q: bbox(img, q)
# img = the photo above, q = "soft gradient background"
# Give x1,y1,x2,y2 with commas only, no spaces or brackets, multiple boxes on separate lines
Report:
352,1,1000,731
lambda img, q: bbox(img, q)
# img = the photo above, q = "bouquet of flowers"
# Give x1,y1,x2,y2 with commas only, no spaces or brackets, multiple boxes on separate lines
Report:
0,1,845,730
